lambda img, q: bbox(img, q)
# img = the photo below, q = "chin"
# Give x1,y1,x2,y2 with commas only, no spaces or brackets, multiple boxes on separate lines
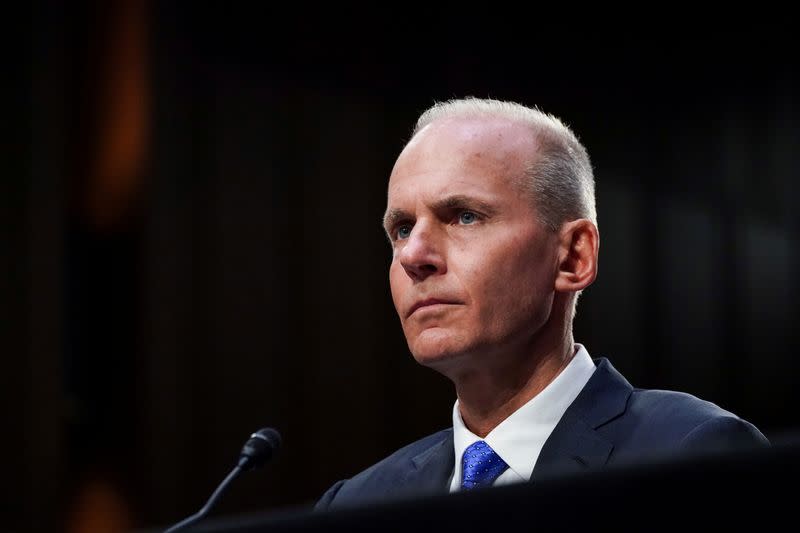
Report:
407,328,473,370
411,348,463,368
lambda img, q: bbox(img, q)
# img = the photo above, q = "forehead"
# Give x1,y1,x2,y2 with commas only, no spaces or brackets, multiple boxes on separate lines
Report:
387,116,538,201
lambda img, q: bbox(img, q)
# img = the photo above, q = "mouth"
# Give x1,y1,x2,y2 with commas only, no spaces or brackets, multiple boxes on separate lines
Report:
407,298,459,318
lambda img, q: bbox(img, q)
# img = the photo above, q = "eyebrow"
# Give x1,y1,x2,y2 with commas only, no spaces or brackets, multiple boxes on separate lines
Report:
382,194,498,233
382,208,410,235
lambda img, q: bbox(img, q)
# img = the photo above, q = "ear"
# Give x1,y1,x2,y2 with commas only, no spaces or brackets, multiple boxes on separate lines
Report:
554,219,599,293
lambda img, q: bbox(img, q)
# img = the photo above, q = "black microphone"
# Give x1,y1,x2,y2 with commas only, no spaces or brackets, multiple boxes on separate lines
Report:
163,427,282,533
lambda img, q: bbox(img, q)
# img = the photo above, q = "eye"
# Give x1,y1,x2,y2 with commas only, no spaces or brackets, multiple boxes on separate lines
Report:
396,225,412,240
458,211,478,225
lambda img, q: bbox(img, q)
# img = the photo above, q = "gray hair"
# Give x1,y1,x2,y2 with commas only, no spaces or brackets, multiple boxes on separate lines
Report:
411,97,597,232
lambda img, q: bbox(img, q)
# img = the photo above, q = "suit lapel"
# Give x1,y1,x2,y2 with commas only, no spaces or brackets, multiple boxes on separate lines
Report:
396,359,632,489
533,358,632,479
402,430,455,494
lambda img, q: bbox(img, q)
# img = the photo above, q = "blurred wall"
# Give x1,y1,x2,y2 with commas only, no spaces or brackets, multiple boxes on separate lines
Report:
9,4,799,532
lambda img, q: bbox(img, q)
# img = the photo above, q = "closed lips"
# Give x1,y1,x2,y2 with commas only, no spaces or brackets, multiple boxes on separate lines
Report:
407,299,459,317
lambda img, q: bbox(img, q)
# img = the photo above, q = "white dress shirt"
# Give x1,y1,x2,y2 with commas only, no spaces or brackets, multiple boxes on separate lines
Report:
449,343,596,492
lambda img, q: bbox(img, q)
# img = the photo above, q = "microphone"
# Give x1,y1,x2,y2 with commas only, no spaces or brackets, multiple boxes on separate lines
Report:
163,427,282,533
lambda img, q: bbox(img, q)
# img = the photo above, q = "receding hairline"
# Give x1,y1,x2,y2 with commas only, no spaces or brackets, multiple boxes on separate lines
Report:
410,97,575,143
399,113,544,179
401,96,597,230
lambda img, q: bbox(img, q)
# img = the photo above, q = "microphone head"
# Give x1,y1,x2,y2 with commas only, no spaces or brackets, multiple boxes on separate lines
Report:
239,427,282,470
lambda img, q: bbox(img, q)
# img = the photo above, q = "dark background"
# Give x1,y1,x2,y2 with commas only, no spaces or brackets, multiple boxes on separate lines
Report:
6,4,798,532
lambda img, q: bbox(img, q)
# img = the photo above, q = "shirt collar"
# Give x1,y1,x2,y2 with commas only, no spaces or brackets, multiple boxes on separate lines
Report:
452,344,596,482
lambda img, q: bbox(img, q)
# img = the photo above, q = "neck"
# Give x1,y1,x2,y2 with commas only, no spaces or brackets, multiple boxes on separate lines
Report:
453,316,575,438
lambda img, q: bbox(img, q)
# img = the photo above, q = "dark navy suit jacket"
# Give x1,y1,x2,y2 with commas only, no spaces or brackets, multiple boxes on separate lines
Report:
316,358,769,510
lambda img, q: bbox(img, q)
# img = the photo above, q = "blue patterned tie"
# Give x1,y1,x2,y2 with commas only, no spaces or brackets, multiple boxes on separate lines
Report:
461,440,509,490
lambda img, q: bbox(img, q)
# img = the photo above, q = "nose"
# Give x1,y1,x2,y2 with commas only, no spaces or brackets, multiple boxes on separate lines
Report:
397,224,446,282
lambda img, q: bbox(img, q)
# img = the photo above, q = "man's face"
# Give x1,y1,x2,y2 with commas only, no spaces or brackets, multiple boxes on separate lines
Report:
385,116,561,375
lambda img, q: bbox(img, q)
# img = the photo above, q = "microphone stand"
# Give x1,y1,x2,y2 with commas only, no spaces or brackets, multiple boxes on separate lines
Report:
163,460,246,533
162,428,281,532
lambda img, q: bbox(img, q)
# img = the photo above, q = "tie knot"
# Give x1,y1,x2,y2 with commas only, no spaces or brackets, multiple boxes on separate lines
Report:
461,440,509,491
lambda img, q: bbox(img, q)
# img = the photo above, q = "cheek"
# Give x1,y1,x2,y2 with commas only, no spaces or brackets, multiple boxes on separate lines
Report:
389,262,406,311
471,240,554,322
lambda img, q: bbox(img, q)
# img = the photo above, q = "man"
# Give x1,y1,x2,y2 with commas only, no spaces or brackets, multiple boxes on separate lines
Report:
315,97,769,510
